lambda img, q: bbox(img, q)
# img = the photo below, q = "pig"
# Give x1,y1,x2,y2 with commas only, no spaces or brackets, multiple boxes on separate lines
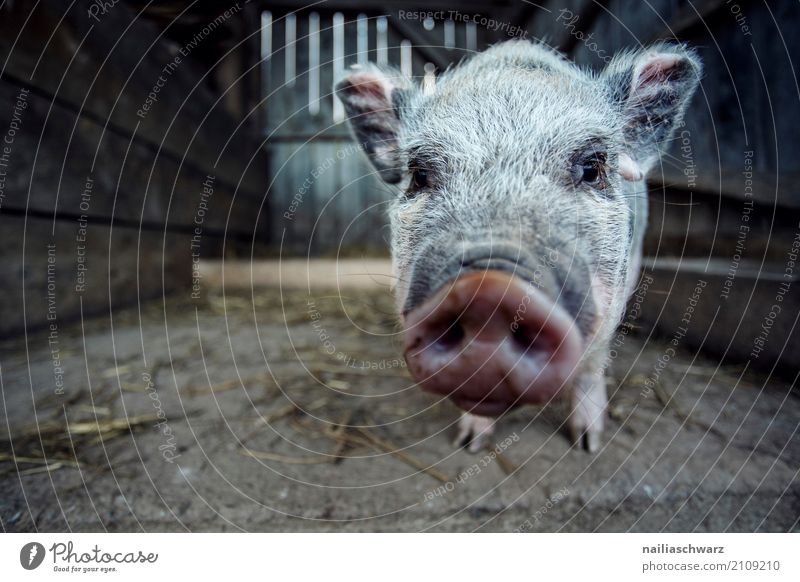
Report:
335,40,701,452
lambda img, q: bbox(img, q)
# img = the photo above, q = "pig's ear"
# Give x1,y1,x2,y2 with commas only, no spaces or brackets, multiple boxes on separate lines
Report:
604,44,702,177
335,64,415,184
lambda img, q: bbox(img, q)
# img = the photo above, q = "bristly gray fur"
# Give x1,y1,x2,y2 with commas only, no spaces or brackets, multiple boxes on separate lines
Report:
336,39,702,447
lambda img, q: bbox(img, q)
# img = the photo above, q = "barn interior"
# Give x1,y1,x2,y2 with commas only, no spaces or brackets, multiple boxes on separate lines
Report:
0,0,798,532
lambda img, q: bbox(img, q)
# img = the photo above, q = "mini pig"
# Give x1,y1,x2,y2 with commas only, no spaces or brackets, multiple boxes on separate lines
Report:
336,40,701,452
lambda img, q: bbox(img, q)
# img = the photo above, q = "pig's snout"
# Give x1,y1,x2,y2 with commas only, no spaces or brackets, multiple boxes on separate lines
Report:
403,270,583,417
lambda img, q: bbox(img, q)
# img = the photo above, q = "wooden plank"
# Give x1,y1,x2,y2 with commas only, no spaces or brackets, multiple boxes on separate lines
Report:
388,17,450,72
643,187,800,262
254,1,513,13
648,0,740,42
653,9,799,209
0,79,265,236
0,1,267,196
198,258,394,290
637,257,799,372
0,214,187,336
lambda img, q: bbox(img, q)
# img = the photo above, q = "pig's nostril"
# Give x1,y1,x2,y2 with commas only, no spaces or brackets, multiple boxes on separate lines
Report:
512,325,532,349
512,323,553,355
433,321,465,352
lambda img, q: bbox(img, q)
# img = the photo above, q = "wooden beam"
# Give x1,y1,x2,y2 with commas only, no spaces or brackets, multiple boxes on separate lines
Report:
0,2,268,196
387,17,451,72
648,0,744,41
250,1,512,14
0,73,260,200
639,257,799,372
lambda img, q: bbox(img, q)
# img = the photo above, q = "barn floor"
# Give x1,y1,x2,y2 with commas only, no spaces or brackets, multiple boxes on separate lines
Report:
1,285,798,532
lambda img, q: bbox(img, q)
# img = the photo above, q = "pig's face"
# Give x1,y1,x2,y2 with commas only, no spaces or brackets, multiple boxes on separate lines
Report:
337,41,701,426
394,61,625,336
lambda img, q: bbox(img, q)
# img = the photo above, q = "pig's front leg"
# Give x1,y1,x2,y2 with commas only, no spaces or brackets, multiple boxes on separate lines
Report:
568,371,607,453
453,413,495,453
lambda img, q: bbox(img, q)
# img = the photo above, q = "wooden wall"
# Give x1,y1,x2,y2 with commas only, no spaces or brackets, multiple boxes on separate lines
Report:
0,0,269,335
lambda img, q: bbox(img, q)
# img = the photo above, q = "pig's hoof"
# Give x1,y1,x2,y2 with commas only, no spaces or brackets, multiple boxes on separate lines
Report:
453,413,495,453
569,377,607,453
568,414,603,453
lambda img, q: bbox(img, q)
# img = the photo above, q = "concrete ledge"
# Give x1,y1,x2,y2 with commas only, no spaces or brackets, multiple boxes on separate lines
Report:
639,257,798,372
198,259,395,290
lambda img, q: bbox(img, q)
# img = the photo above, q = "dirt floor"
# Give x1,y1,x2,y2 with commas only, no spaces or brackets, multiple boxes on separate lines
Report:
1,286,798,532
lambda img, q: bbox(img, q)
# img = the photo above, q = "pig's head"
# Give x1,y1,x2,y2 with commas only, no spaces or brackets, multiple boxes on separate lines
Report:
336,41,701,417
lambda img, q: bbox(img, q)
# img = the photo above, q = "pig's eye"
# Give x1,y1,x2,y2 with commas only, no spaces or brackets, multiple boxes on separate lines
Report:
411,168,429,189
581,161,601,184
572,154,607,190
407,160,431,197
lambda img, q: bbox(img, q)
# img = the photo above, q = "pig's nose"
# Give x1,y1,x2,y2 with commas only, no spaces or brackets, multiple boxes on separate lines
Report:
403,270,582,417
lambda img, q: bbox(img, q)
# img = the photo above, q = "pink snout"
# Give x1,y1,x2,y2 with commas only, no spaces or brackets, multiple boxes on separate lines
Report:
403,271,583,416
